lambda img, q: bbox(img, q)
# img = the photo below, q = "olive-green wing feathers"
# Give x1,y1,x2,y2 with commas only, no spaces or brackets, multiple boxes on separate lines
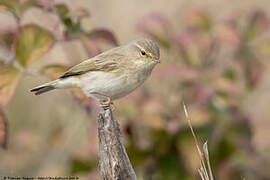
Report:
60,50,124,79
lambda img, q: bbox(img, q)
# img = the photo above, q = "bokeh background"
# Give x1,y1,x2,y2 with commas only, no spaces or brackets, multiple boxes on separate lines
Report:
1,0,270,179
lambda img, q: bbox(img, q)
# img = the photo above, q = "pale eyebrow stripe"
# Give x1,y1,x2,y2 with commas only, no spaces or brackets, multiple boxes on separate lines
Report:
135,43,154,57
135,43,146,52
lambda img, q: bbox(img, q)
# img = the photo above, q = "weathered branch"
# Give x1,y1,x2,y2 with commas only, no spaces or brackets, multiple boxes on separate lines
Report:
97,107,137,180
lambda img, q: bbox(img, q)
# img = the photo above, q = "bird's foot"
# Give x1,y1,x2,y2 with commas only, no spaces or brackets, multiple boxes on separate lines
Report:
91,92,115,110
100,97,114,110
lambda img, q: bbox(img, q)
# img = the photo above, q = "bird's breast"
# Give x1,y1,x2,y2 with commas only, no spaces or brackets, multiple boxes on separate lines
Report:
79,69,150,100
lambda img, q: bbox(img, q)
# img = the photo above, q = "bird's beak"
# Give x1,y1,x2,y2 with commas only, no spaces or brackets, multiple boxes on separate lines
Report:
154,57,160,63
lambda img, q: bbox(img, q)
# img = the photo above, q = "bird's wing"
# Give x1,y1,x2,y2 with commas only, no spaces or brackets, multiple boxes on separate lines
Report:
59,50,124,79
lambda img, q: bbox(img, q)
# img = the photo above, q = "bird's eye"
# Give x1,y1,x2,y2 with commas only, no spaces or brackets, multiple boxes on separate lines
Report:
141,51,146,56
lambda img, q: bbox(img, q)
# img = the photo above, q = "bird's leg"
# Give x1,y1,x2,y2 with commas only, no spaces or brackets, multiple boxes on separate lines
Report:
100,97,112,107
100,97,116,111
91,92,114,109
100,98,116,111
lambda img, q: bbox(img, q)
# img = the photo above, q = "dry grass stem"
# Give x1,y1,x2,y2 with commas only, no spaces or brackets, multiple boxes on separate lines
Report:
183,102,214,180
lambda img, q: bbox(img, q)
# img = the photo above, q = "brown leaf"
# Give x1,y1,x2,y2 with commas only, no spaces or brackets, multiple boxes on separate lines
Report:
16,24,54,66
0,65,22,107
0,109,7,149
41,64,68,79
73,7,90,18
0,31,15,49
87,29,118,46
80,35,102,57
80,29,118,57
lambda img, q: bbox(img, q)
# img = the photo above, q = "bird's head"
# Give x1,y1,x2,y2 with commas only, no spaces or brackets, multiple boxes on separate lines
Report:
128,38,160,65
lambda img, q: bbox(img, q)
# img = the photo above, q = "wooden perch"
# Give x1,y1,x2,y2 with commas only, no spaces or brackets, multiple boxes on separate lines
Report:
97,107,137,180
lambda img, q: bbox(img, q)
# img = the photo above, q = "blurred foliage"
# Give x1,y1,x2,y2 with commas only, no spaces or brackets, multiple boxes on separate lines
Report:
0,109,7,148
70,159,95,175
0,0,37,17
0,65,22,107
132,10,270,180
0,1,270,179
0,0,114,168
16,24,54,66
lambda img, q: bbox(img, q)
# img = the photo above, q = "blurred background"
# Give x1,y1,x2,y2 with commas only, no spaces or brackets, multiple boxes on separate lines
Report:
0,0,270,179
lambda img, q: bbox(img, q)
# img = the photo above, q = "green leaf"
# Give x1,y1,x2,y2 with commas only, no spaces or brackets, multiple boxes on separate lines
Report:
0,0,37,16
0,65,21,107
158,145,188,179
55,4,79,33
20,0,37,14
0,109,7,149
0,0,19,15
71,159,95,175
16,24,54,66
55,4,69,19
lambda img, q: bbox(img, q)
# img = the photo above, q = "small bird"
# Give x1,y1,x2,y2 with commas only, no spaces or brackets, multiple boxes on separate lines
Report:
30,38,160,107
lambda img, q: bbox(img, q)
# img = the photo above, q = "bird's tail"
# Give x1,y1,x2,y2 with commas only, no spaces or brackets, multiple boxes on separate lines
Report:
30,80,59,95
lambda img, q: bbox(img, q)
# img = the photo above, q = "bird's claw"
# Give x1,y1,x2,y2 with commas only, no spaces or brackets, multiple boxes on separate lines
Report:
100,97,115,110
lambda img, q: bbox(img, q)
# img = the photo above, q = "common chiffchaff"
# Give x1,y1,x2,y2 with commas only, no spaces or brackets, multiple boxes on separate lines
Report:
31,38,160,106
